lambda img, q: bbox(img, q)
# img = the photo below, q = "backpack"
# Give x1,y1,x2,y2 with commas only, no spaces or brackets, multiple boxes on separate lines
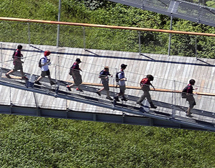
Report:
181,85,188,98
69,66,73,75
12,50,16,59
38,58,44,68
140,78,147,86
99,70,104,78
115,72,120,82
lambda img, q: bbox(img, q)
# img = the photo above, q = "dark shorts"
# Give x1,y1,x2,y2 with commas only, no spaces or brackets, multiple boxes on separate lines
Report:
13,63,23,71
41,70,50,77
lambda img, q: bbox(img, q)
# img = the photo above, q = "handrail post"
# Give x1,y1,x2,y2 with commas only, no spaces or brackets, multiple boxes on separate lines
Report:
83,26,86,50
0,42,2,80
10,87,12,111
28,22,31,45
0,49,2,78
195,36,198,59
168,15,173,56
56,0,61,47
172,80,176,118
138,31,141,55
33,92,40,116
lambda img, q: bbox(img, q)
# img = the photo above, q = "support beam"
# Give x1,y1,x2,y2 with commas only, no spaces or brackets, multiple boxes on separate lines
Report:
0,104,213,132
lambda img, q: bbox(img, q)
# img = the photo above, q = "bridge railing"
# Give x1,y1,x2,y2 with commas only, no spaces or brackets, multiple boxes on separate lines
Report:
1,44,215,118
1,17,215,58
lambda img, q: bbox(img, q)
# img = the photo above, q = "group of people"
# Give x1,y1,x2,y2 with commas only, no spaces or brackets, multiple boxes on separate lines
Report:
5,45,197,116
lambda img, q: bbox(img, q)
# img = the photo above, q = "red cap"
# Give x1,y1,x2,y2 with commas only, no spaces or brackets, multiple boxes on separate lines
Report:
44,50,51,56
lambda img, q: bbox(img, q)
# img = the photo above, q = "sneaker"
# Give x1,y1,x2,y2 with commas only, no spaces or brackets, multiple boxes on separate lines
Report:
22,76,28,80
5,74,11,78
150,105,157,109
114,96,120,102
136,101,142,105
96,91,101,96
106,96,113,100
76,88,83,92
35,81,42,85
186,113,192,117
150,102,157,109
121,97,128,101
66,85,71,91
50,81,56,85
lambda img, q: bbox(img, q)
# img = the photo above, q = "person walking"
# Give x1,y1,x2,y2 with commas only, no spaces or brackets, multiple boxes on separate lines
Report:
5,45,28,80
96,66,113,100
114,64,127,102
137,74,157,108
66,58,83,92
34,50,56,85
182,79,197,117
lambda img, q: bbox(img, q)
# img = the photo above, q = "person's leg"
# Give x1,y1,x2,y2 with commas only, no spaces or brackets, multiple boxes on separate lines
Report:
105,85,113,100
96,87,104,96
186,95,195,116
35,71,45,85
48,75,53,84
106,90,110,97
98,81,108,96
46,70,55,85
137,92,146,104
35,76,43,83
20,68,25,77
75,75,83,91
121,86,127,101
5,69,14,77
19,67,27,79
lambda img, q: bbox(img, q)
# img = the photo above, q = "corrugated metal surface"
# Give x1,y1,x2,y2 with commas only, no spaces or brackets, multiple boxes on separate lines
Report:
1,42,215,116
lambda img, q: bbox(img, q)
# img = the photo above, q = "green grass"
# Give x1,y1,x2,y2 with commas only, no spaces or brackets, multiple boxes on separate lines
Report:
0,114,215,167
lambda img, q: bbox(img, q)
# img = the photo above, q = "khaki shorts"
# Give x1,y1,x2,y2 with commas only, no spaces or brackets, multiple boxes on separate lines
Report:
72,74,82,86
119,85,126,94
186,95,196,108
102,80,109,91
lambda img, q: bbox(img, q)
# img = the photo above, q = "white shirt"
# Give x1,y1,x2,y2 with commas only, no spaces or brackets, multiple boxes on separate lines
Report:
41,56,49,71
118,70,125,86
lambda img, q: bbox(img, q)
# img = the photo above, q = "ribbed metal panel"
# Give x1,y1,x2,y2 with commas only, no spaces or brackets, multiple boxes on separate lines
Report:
109,0,215,27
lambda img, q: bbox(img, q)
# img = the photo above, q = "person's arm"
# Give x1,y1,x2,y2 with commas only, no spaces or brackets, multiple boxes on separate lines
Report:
109,72,113,78
41,58,49,66
150,83,155,90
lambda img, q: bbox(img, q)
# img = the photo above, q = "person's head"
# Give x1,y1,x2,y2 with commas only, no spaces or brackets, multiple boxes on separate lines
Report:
147,74,154,81
44,50,51,57
121,64,127,70
17,45,23,50
189,79,195,85
104,66,109,71
76,58,81,64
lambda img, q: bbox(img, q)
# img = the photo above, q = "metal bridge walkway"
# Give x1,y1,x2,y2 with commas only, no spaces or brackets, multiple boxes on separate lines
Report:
109,0,215,27
1,42,215,132
1,68,215,132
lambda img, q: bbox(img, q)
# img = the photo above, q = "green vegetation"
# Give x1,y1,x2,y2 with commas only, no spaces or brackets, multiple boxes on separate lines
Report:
0,114,215,167
1,0,215,57
1,0,215,167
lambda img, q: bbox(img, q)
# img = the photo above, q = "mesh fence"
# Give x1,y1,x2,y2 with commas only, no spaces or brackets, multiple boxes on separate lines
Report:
1,20,215,57
109,0,215,27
